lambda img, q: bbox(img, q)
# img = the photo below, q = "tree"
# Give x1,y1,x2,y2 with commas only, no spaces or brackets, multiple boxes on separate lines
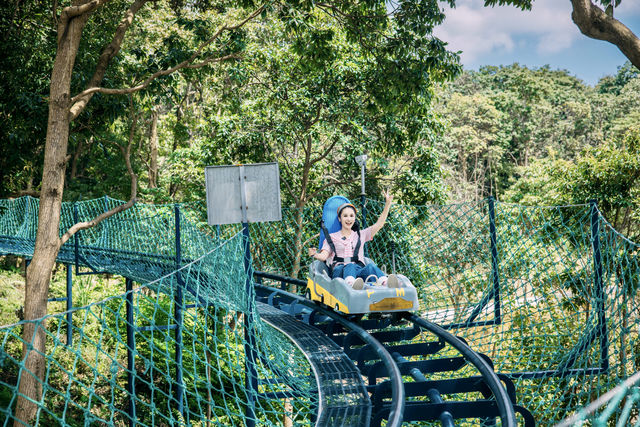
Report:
13,0,460,423
175,9,457,276
436,91,509,201
0,0,55,197
505,128,640,241
477,1,640,70
435,65,605,200
14,1,265,423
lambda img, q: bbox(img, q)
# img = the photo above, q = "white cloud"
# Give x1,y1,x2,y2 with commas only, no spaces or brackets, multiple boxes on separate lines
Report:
433,0,582,64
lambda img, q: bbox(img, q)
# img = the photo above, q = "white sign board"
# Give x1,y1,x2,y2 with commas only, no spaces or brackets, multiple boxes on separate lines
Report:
205,163,282,225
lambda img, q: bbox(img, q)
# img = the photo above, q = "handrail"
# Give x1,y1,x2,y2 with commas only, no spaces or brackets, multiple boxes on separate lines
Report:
405,313,517,427
254,281,405,427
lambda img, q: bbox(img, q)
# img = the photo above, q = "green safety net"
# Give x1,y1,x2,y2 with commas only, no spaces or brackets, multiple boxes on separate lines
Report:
0,197,316,426
243,198,640,425
0,195,639,426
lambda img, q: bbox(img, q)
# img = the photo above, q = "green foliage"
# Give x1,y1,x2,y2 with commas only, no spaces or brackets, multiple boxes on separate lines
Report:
0,263,24,327
436,63,640,210
190,11,457,208
505,128,640,240
0,0,55,197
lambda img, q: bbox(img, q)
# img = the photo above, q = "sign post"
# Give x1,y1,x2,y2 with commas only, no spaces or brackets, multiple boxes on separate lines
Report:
204,163,282,427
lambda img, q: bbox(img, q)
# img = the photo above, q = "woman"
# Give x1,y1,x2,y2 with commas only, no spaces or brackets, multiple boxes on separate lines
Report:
308,190,399,290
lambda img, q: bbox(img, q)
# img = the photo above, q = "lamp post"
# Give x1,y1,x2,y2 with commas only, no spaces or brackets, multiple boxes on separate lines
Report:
355,155,368,253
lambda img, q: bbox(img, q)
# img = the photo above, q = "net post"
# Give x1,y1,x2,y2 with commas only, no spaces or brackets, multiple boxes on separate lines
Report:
73,202,80,274
590,199,608,370
361,194,368,258
174,204,185,418
242,221,258,427
488,196,501,324
66,264,72,346
125,277,136,427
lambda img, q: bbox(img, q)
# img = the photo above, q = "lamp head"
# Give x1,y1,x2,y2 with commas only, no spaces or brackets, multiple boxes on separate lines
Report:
355,154,368,166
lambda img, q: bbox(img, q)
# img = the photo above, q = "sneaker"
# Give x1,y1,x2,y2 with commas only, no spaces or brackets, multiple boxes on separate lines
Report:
386,274,400,288
365,275,379,285
352,278,364,290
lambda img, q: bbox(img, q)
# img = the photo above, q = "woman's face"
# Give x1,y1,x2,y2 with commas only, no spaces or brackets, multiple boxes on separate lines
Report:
339,207,356,230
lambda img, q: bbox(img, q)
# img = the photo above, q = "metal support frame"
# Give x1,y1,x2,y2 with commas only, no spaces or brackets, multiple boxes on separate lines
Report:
391,352,455,427
252,275,521,427
356,154,368,257
243,222,258,427
174,205,185,419
125,277,136,427
461,197,502,327
237,166,258,427
46,264,73,346
66,264,73,345
590,200,608,371
459,200,609,381
488,197,502,325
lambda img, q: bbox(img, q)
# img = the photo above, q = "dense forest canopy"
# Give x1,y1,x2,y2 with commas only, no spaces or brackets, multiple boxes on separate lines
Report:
1,1,638,213
435,62,640,240
1,0,462,422
1,0,639,424
1,3,639,235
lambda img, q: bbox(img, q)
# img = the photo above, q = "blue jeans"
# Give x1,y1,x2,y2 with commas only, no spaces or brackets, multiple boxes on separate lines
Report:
331,262,385,282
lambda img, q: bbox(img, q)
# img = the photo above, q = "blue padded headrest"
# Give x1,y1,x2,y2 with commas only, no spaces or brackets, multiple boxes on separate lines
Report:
318,195,351,249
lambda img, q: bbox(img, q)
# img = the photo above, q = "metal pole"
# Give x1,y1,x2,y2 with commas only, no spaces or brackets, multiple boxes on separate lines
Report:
360,161,367,230
174,204,185,418
488,197,501,324
125,277,136,427
243,222,258,427
74,203,80,274
356,155,368,257
239,165,258,427
66,264,73,346
590,200,608,370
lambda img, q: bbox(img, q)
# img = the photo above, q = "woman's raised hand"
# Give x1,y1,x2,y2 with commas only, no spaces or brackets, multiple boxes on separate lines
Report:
383,189,393,206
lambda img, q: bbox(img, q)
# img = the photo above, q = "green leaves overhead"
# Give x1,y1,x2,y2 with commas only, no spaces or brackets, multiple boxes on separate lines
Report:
3,0,459,204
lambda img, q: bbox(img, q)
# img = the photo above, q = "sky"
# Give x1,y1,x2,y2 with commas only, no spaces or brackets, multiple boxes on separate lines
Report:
433,0,640,86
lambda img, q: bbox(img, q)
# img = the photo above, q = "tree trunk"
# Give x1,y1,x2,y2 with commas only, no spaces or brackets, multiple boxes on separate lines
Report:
14,9,89,426
69,137,85,181
148,109,159,189
290,207,305,280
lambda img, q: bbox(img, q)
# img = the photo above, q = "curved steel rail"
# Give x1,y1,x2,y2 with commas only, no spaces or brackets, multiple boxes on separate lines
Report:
255,283,405,427
254,270,519,427
404,313,517,427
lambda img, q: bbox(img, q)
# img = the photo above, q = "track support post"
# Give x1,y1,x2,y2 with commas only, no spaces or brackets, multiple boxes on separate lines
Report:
488,196,502,325
125,277,136,427
590,200,608,370
174,204,185,419
66,264,73,346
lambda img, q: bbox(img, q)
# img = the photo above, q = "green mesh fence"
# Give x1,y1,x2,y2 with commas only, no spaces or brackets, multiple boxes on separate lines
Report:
239,197,640,425
0,195,639,426
0,197,315,426
556,371,640,426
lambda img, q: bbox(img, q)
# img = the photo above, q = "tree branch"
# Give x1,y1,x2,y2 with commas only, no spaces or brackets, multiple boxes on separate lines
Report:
310,136,340,166
69,0,149,120
69,4,265,118
305,177,355,202
570,0,640,69
59,0,103,22
59,100,138,248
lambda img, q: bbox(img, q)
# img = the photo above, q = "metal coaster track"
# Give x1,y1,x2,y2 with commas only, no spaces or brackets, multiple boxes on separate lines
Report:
255,271,535,427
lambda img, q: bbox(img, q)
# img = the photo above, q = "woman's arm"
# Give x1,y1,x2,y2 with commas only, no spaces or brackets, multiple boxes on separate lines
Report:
370,190,393,237
308,247,330,262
